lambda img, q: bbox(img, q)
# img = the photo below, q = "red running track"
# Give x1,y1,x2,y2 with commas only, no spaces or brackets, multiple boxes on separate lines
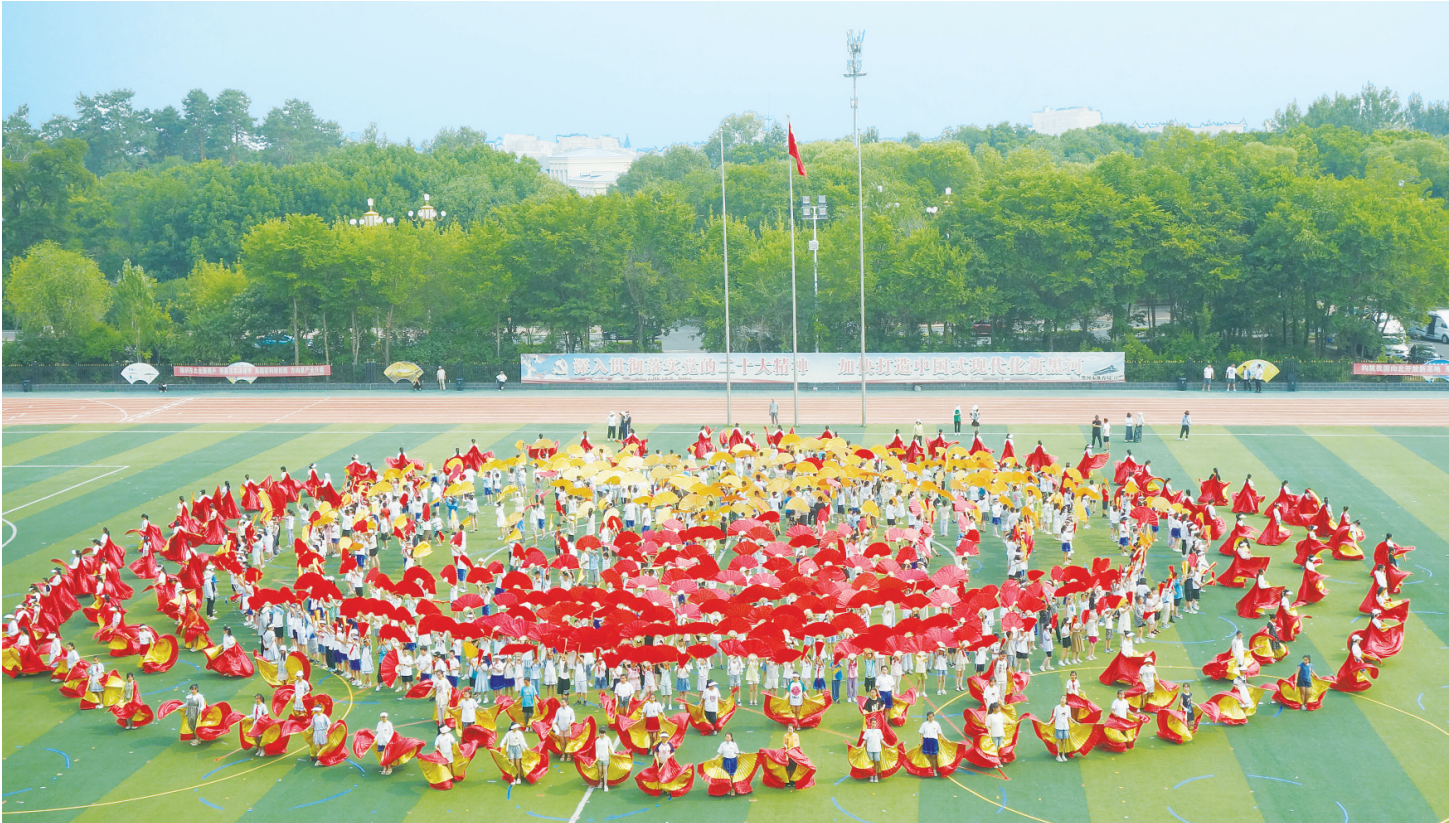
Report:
3,393,1447,427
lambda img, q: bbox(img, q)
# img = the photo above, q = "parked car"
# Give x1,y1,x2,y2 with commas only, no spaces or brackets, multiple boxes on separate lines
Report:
1408,343,1441,364
255,333,294,348
1412,310,1449,344
972,319,992,337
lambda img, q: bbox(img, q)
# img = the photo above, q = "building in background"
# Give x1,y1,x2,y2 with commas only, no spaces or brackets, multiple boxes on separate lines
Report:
1131,120,1249,136
498,134,637,195
1030,106,1103,136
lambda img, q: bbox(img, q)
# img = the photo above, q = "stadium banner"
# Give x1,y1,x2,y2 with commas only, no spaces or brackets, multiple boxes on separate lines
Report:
173,364,331,379
521,352,1124,384
1352,362,1449,378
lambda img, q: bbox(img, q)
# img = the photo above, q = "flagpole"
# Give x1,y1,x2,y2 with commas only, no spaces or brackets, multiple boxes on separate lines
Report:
722,128,732,426
787,118,800,429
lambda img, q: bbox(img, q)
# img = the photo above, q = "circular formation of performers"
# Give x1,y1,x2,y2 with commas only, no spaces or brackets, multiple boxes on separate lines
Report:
2,417,1416,797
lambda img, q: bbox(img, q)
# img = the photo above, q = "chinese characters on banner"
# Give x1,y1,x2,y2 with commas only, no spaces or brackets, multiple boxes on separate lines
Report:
1352,362,1449,379
173,364,332,379
521,352,1125,384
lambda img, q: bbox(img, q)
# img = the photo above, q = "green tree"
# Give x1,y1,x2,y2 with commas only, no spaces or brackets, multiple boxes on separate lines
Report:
109,259,168,357
6,242,112,340
260,100,343,165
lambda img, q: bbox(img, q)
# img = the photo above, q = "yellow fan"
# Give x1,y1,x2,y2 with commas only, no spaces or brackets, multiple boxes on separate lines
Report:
413,541,433,559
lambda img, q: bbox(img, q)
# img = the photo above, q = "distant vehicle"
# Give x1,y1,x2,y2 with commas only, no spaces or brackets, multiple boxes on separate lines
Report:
255,333,294,348
972,320,992,337
1412,310,1449,344
1407,343,1440,364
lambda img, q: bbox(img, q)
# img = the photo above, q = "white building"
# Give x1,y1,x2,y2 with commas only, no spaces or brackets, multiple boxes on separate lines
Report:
1132,120,1249,136
543,147,637,196
1030,106,1103,137
499,134,637,195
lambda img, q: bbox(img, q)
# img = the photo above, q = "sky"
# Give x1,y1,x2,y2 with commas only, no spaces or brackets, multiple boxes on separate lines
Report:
4,2,1449,150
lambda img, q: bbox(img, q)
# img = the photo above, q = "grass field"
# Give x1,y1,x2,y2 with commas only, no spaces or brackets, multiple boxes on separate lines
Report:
3,409,1448,823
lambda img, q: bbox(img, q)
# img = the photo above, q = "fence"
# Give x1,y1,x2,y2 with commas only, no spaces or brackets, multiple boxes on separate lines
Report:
0,359,1429,388
2,362,522,386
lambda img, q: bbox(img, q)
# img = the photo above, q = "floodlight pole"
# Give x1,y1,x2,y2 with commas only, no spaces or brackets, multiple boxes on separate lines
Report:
846,30,868,426
722,128,732,425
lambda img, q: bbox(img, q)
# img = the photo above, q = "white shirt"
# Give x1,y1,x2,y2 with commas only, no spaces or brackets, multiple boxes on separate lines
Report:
1110,697,1131,719
717,740,740,758
594,733,614,761
702,686,721,711
1052,703,1073,731
985,712,1006,737
434,731,456,762
877,673,895,693
918,720,942,740
862,727,884,753
375,719,394,747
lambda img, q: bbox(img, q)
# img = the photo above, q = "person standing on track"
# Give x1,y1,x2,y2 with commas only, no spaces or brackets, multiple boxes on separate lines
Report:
953,405,962,433
1202,363,1214,391
436,366,447,391
1091,415,1103,449
770,399,780,427
607,411,618,440
496,371,507,391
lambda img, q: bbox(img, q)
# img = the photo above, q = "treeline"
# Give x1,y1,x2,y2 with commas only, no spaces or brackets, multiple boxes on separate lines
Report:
3,85,1448,369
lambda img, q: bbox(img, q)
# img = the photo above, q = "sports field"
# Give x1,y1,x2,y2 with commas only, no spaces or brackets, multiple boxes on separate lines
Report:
3,390,1448,823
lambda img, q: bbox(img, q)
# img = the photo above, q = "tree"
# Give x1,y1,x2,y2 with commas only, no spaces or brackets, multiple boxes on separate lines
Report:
175,259,250,362
424,126,489,154
240,215,336,364
209,89,257,165
181,88,213,162
6,242,112,339
3,104,41,161
2,137,96,264
109,259,168,357
260,99,343,165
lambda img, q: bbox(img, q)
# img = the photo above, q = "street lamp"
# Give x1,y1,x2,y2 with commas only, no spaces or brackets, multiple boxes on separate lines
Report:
348,198,394,228
408,193,447,225
800,194,828,352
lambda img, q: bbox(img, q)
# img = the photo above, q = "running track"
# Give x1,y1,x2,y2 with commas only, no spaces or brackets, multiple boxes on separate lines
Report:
4,392,1448,426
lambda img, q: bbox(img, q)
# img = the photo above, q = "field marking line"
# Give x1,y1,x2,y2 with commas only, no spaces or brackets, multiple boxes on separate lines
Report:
273,397,334,423
1,518,16,550
566,786,594,823
125,397,195,422
87,399,131,423
1,465,131,516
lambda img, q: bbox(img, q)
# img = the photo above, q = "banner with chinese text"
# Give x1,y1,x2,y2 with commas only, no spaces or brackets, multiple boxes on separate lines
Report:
521,352,1124,384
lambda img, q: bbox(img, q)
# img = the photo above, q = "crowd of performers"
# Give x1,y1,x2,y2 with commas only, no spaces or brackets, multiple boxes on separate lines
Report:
3,420,1417,796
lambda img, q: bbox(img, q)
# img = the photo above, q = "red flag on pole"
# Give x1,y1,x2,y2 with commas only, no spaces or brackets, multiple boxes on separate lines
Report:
787,122,807,177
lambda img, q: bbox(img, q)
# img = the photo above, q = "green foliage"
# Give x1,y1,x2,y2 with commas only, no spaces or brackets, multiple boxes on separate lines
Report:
3,87,1448,371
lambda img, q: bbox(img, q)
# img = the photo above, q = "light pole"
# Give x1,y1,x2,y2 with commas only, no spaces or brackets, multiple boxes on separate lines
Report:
407,193,447,226
349,198,395,229
846,30,867,426
800,195,827,352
